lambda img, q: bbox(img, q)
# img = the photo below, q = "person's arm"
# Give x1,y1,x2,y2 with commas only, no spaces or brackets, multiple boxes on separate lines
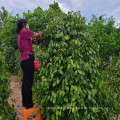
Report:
32,32,39,37
31,32,39,43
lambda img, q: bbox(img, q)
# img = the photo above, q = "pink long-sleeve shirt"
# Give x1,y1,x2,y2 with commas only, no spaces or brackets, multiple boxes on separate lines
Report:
18,30,34,61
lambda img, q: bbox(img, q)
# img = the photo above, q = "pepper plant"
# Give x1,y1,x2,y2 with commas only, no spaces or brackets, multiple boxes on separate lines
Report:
32,9,118,120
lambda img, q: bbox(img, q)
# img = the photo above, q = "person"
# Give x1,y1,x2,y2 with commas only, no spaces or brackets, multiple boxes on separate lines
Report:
16,19,43,109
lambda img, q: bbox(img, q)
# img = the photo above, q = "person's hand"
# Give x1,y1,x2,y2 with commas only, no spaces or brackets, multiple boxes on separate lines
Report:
38,32,45,41
38,32,45,35
38,32,41,34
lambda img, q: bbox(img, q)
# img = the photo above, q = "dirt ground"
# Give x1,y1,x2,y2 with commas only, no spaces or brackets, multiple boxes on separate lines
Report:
8,76,40,120
7,76,23,120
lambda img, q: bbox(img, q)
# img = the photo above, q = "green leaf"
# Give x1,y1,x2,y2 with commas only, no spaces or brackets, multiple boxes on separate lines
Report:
74,86,78,92
59,70,63,75
89,50,92,54
88,94,91,100
75,70,78,75
55,32,63,38
57,78,60,84
68,64,71,69
65,86,69,91
88,114,90,119
90,83,93,88
64,97,68,102
59,110,62,116
64,35,70,40
72,107,75,113
51,73,54,78
70,30,77,35
53,98,55,103
60,91,65,96
78,70,82,74
53,82,56,87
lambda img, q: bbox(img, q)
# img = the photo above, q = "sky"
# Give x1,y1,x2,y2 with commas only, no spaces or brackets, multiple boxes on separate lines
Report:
0,0,120,26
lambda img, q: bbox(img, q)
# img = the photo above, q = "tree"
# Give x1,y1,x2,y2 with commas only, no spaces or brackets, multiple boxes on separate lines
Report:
0,6,9,48
0,6,8,28
88,15,117,61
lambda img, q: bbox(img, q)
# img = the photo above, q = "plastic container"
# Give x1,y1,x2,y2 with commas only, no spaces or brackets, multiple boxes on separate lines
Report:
34,60,40,72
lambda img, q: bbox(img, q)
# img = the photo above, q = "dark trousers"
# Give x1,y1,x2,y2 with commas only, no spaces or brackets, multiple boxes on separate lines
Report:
20,55,34,109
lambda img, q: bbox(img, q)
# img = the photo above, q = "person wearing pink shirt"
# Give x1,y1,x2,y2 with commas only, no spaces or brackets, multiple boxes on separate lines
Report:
16,19,41,109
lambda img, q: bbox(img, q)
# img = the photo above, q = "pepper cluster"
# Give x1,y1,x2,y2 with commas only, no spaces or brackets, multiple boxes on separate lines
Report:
32,32,45,45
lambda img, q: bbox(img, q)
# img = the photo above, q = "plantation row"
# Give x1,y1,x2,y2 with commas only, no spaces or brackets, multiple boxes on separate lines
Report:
0,2,120,120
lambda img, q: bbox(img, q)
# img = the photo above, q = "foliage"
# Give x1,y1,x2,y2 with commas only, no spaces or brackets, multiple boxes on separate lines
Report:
102,57,120,109
31,5,117,119
0,6,8,30
0,14,21,74
87,15,120,61
0,7,16,119
0,7,9,50
0,51,16,120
